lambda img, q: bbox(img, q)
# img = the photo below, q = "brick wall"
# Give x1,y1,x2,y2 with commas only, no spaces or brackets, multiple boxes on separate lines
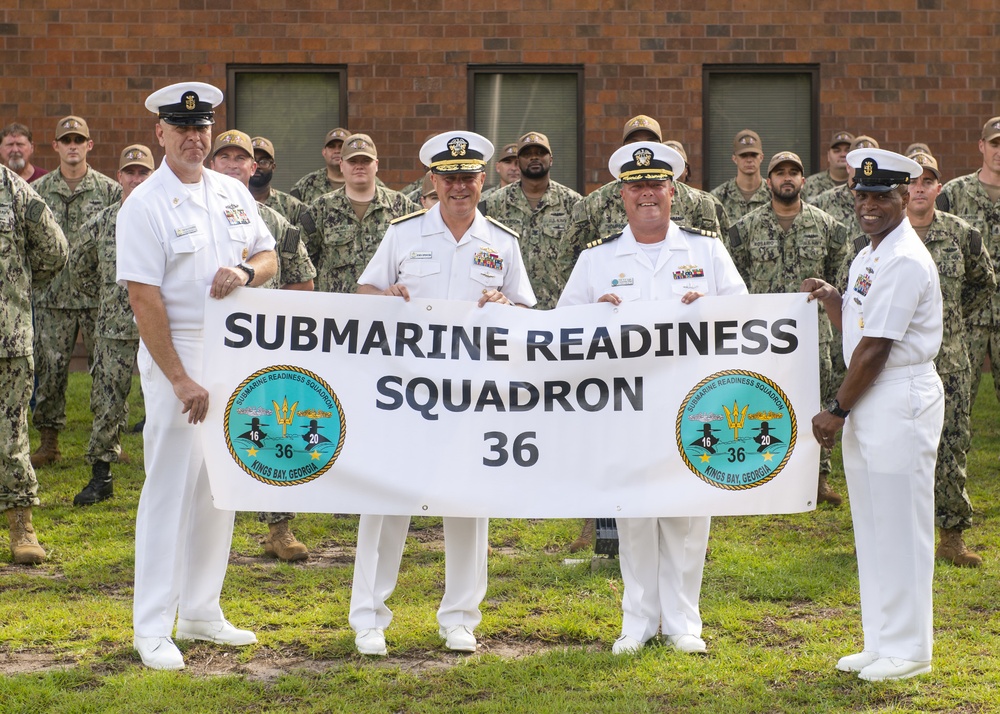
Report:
2,0,997,193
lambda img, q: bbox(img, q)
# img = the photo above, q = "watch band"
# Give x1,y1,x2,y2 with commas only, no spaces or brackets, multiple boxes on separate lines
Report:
236,262,255,285
827,399,850,418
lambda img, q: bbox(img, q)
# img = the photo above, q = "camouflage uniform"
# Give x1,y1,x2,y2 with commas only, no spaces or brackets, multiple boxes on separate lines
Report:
939,171,1000,405
919,211,995,530
308,185,418,294
0,165,68,509
255,202,317,526
289,168,344,205
30,167,121,431
728,202,851,480
558,179,725,281
481,179,583,309
800,171,847,203
399,176,424,204
71,202,138,465
710,178,770,223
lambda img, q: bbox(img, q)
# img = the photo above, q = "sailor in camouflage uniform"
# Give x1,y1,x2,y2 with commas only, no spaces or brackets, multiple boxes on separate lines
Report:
248,136,320,255
801,131,854,203
0,163,68,564
481,132,582,309
30,116,121,468
289,127,350,205
907,151,996,567
210,129,316,561
69,145,155,506
939,116,1000,409
810,135,881,238
307,134,418,294
710,129,771,222
480,142,520,201
728,151,851,506
559,116,726,287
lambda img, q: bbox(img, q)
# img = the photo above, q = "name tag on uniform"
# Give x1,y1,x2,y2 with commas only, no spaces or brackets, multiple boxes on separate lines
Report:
175,224,198,237
409,251,433,259
224,204,251,226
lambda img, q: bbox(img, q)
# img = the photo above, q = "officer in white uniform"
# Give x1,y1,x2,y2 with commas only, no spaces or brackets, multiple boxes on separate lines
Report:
558,143,747,655
116,82,277,670
350,132,535,657
804,148,944,682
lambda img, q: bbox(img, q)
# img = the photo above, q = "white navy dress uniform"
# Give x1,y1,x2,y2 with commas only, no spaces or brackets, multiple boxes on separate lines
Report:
558,143,747,655
835,149,943,680
116,82,275,669
350,132,535,656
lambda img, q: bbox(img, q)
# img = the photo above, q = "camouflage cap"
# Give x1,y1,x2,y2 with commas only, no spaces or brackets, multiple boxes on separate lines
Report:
55,116,90,140
767,151,804,176
909,151,941,179
849,135,880,151
118,143,155,171
733,129,762,156
517,131,551,155
905,142,931,157
420,170,436,198
829,130,854,148
251,136,275,161
211,129,253,160
341,133,378,161
497,143,518,162
324,127,350,148
623,115,662,143
982,116,1000,142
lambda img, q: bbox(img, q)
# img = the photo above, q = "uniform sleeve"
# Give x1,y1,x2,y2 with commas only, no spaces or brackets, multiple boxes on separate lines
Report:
556,249,595,307
22,187,68,288
498,235,537,307
356,224,400,291
860,256,926,341
710,240,748,296
961,227,996,328
822,218,851,286
243,187,276,256
116,198,166,287
69,209,102,299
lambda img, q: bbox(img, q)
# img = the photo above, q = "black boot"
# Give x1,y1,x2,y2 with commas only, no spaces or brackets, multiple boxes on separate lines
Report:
74,461,113,506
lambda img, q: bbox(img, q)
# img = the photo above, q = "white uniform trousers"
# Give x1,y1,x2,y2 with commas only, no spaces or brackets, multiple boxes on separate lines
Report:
133,334,236,637
617,516,710,643
349,514,489,631
842,364,943,662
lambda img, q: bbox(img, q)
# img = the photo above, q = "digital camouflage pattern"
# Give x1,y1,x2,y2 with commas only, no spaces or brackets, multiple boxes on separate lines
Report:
258,202,316,290
710,177,770,223
86,336,137,464
289,168,344,206
809,183,863,238
558,179,725,281
800,171,846,203
308,185,418,294
0,164,68,508
481,179,583,309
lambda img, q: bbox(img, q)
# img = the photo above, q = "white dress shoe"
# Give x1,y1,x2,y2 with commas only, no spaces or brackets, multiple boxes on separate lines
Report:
612,635,644,655
175,618,257,646
134,636,185,670
439,625,477,652
836,650,880,672
666,634,707,653
355,627,387,656
858,657,931,681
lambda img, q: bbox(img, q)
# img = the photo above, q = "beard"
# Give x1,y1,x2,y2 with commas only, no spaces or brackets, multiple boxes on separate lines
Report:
6,156,26,171
521,163,550,179
249,168,272,188
773,185,800,205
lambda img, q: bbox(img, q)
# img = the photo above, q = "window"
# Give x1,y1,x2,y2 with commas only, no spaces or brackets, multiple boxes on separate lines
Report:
228,66,347,192
469,67,584,194
703,66,819,191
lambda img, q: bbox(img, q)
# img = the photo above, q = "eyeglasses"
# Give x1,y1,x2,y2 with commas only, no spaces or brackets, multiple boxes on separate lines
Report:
255,158,274,168
58,136,88,145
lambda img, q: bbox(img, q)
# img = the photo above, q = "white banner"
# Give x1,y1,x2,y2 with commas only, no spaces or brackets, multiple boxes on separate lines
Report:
201,290,820,518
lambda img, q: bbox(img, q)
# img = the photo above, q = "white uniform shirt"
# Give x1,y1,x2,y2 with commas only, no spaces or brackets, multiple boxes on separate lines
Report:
557,222,747,307
116,161,275,331
357,203,536,305
842,218,942,370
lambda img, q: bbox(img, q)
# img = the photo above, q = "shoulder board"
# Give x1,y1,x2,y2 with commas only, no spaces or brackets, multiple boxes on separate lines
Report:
586,232,622,249
390,209,428,225
852,235,871,254
486,215,519,237
677,224,720,240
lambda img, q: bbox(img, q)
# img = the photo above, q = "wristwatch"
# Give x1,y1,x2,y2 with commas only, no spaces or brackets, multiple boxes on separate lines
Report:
236,263,255,285
827,399,850,418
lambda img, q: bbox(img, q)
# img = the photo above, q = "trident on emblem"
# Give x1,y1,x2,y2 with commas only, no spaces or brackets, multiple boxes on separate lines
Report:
723,400,749,441
272,397,299,438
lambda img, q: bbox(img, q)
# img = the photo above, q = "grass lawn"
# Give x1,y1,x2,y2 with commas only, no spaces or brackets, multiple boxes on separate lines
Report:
1,373,999,713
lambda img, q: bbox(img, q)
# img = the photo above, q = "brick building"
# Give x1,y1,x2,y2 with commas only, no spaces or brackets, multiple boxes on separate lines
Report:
2,1,997,195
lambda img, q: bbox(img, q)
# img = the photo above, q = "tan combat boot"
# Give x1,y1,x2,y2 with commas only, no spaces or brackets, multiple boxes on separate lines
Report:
936,527,982,567
569,518,595,553
6,507,46,565
30,427,61,468
264,519,309,561
817,473,843,507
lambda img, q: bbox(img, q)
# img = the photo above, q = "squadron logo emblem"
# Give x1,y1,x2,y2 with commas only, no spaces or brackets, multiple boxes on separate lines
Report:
223,366,346,486
676,370,796,490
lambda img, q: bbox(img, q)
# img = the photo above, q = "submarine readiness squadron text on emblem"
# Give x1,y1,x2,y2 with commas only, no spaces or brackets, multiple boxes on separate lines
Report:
224,366,347,486
676,369,796,490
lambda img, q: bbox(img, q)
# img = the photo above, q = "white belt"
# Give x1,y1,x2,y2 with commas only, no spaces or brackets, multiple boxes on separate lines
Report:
874,361,936,384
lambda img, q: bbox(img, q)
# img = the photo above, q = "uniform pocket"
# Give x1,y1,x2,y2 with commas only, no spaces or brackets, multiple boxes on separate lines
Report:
169,232,209,281
401,259,441,279
469,266,503,288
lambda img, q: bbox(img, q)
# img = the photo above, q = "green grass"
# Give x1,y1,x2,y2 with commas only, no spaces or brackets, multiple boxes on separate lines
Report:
2,374,1000,712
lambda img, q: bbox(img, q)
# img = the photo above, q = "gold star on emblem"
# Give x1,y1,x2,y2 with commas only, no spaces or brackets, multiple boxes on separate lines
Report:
247,447,258,457
699,453,710,462
762,452,773,461
311,450,321,460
